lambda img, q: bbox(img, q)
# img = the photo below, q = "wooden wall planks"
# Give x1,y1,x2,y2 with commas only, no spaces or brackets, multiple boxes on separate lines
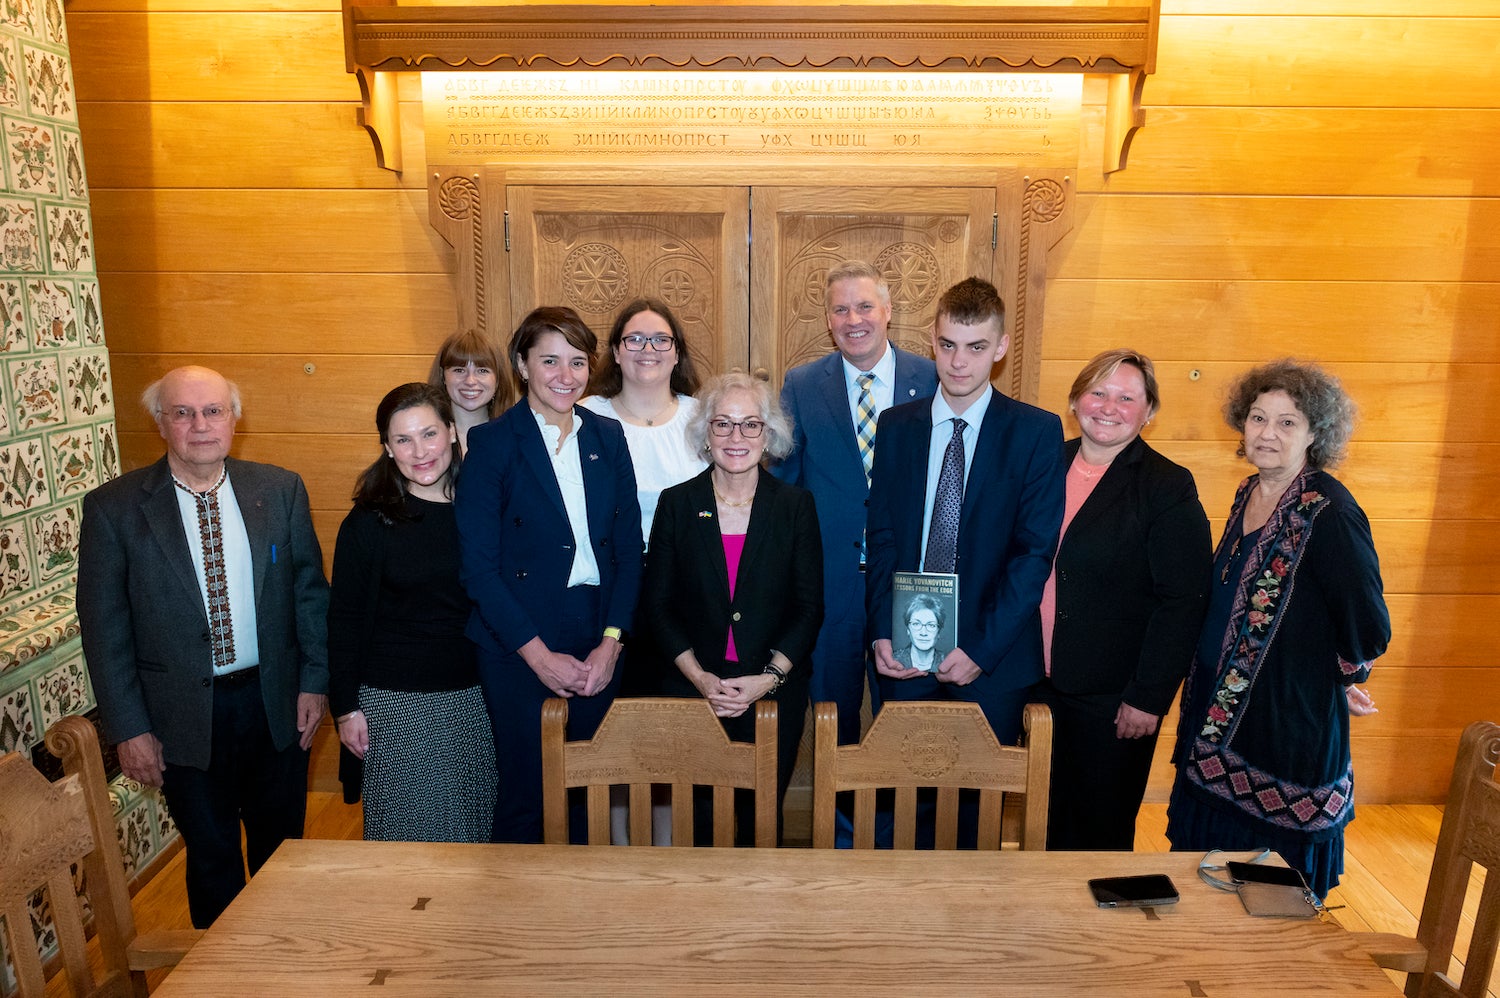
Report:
64,0,1500,802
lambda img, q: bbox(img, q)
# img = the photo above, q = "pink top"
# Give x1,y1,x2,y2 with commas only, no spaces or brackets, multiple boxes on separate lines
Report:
1041,454,1110,676
722,533,747,662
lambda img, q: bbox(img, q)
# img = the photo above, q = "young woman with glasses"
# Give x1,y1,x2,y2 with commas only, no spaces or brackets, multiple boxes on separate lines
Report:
581,298,706,548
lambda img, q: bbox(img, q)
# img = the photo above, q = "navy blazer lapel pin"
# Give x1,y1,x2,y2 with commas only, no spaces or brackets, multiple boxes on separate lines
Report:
588,452,599,461
907,387,917,397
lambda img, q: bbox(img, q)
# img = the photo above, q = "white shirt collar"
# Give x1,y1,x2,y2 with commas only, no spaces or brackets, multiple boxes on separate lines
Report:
841,339,895,393
930,383,994,429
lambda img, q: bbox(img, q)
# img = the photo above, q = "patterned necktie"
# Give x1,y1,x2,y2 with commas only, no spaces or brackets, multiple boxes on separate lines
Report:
923,417,967,574
854,372,877,483
176,470,235,671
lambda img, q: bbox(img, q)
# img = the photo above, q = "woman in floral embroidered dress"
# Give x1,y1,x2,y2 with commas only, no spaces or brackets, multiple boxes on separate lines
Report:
1167,360,1389,898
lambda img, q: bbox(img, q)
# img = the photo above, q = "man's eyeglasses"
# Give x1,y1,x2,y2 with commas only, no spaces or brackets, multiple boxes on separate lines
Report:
163,405,232,425
709,418,765,438
620,334,676,352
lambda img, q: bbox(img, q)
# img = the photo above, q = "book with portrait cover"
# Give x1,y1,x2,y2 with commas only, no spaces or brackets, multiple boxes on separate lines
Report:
891,572,959,673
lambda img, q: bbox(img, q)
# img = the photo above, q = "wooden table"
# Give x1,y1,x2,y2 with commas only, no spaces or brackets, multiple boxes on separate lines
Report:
153,841,1399,996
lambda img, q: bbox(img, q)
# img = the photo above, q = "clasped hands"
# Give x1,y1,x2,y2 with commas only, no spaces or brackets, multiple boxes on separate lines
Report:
521,635,620,698
872,639,981,686
691,670,778,718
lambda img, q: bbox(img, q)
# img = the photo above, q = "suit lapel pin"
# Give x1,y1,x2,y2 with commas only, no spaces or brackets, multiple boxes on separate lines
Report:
908,388,917,397
588,452,599,461
699,510,714,519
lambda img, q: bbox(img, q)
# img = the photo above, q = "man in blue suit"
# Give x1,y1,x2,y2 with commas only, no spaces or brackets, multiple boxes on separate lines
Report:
773,261,937,744
866,277,1065,745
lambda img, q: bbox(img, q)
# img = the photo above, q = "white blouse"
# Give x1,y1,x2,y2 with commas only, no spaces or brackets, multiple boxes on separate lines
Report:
580,394,708,547
533,409,601,588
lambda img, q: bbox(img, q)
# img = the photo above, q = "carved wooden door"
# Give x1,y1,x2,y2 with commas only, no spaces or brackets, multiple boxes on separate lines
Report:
749,186,997,387
507,186,750,373
436,167,1065,402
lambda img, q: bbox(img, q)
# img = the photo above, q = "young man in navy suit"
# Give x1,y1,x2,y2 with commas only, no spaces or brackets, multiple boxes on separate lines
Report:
865,278,1065,745
773,261,937,744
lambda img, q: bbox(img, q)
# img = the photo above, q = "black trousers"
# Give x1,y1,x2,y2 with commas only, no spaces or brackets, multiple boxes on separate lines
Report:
160,671,308,928
1033,682,1159,851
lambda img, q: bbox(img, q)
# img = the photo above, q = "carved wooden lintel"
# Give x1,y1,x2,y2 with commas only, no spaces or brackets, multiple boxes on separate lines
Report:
343,1,1158,174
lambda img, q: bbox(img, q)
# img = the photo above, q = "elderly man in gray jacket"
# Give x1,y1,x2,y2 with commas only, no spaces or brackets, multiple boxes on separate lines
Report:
78,365,328,927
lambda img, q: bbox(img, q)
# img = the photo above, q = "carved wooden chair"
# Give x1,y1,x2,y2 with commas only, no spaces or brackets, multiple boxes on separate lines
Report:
811,700,1051,850
1357,720,1500,998
0,715,199,997
540,697,778,847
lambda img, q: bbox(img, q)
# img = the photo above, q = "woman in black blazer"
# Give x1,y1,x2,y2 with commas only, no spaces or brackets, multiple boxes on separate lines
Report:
1034,349,1211,850
641,371,823,844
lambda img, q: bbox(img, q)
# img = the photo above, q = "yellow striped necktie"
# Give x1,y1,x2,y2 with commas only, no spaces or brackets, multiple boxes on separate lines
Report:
855,372,877,483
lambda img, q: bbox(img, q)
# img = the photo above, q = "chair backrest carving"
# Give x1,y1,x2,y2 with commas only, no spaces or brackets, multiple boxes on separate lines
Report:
811,700,1051,850
541,697,778,847
0,716,139,998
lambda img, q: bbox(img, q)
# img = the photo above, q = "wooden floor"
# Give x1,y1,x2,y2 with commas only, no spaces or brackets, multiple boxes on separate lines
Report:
51,798,1495,997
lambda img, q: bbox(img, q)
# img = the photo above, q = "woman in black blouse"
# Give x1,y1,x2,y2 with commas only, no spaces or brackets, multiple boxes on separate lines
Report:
328,382,496,842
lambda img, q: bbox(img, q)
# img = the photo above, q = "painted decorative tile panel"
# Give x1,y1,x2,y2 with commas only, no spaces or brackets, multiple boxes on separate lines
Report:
29,499,76,582
63,346,108,419
58,125,81,199
76,277,98,344
0,431,47,511
0,0,38,39
0,196,38,271
0,10,170,971
4,115,54,195
35,650,86,728
7,351,57,428
46,424,92,495
0,677,34,753
0,277,23,351
0,519,32,601
94,418,116,479
21,44,72,122
44,202,87,271
0,38,18,110
39,0,62,46
117,802,153,877
27,276,73,348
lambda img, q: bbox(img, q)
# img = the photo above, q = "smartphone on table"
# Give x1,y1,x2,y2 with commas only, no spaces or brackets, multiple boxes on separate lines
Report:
1225,862,1309,889
1087,874,1180,908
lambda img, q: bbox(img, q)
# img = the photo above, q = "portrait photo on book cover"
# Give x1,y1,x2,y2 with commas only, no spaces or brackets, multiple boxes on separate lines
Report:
891,572,958,673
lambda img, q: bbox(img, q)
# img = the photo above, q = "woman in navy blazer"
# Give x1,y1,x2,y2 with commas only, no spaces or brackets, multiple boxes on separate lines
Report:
455,307,642,843
1034,349,1210,850
642,372,823,844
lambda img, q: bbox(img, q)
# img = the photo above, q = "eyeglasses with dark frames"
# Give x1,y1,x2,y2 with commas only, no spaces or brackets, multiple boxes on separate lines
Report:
709,418,766,438
620,334,676,352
